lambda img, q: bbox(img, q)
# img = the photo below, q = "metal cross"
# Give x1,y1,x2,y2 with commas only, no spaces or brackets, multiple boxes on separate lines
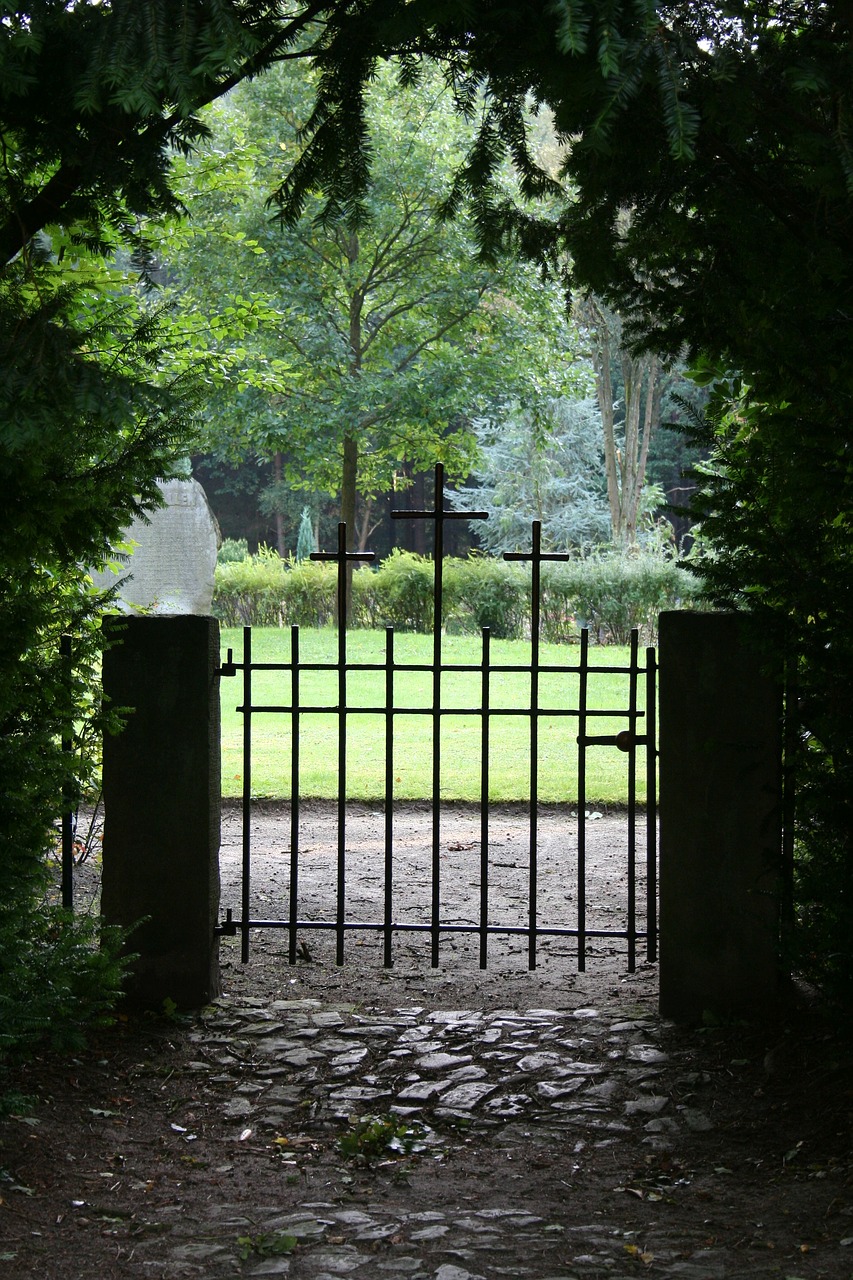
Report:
311,521,375,628
391,462,488,561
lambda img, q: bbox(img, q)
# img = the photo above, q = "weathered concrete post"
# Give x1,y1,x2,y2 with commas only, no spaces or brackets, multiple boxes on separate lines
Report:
659,612,783,1022
101,616,221,1009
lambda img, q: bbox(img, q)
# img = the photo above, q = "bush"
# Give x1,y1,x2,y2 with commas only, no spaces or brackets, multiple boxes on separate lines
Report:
542,551,702,646
213,550,338,628
213,546,700,641
282,558,337,627
356,550,436,633
217,537,250,564
213,547,288,626
445,556,528,639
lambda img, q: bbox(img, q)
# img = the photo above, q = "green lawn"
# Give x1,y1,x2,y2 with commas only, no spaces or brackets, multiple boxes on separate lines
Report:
220,627,654,804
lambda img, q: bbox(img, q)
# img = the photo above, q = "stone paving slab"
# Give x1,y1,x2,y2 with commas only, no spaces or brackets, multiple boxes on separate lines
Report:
116,996,763,1280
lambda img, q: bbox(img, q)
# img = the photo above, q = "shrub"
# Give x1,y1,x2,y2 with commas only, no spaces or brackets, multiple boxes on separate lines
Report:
366,550,436,632
445,556,528,639
281,558,336,627
213,550,338,628
213,545,700,640
217,537,250,564
541,551,702,645
213,546,288,626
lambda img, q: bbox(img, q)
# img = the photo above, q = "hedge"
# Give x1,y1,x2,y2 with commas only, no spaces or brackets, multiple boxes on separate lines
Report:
213,547,703,642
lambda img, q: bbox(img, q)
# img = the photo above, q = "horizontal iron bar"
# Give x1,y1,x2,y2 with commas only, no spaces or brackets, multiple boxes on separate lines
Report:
216,917,649,941
237,705,648,719
580,735,650,746
223,661,654,677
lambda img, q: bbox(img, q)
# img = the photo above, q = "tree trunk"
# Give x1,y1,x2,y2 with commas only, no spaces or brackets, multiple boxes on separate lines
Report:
273,451,286,557
340,435,358,622
578,295,661,547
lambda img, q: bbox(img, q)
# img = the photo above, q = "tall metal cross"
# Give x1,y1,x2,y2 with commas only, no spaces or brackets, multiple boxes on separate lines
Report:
503,520,570,662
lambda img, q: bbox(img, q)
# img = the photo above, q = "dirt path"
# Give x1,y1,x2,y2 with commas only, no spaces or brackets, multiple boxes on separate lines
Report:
217,803,657,1012
1,808,850,1279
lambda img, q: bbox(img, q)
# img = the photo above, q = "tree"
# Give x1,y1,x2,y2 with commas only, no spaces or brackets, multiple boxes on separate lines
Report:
452,396,610,555
155,59,581,554
576,297,662,547
3,0,852,1001
250,0,853,995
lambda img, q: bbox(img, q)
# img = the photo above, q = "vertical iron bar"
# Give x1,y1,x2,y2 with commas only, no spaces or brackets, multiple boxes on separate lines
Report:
577,628,588,972
645,645,658,962
479,628,491,969
288,625,300,965
781,654,797,972
336,523,347,967
528,523,542,971
384,627,395,968
626,630,639,973
430,465,444,968
60,634,74,911
241,625,252,963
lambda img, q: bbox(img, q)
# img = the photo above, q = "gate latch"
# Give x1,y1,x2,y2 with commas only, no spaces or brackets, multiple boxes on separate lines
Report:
615,730,633,753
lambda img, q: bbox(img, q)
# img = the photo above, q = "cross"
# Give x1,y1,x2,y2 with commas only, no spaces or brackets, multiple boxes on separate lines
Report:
503,521,570,656
391,462,487,576
311,522,375,630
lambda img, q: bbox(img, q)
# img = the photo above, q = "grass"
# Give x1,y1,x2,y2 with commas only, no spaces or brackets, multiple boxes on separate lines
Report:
220,627,654,804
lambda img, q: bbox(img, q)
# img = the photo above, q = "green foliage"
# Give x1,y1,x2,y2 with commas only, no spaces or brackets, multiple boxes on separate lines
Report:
683,384,853,1000
542,551,701,646
236,1231,298,1263
0,261,198,1064
445,556,529,639
452,397,611,554
213,550,337,627
361,551,438,633
0,912,130,1063
217,537,250,564
155,57,584,539
295,509,315,562
214,547,697,643
337,1114,428,1165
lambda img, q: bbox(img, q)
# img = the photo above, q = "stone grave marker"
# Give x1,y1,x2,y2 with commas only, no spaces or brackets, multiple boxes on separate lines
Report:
92,477,219,615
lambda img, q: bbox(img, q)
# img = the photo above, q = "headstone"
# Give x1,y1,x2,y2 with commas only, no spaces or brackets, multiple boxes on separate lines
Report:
91,477,219,615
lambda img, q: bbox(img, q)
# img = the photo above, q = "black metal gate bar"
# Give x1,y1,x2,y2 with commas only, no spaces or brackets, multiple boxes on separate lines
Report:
288,624,300,965
479,627,491,969
383,626,394,967
646,644,658,962
505,521,571,971
577,628,589,972
391,463,487,967
626,628,639,972
310,524,375,965
241,625,252,963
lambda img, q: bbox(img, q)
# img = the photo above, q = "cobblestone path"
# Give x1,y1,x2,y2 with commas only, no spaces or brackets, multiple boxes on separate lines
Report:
119,996,840,1280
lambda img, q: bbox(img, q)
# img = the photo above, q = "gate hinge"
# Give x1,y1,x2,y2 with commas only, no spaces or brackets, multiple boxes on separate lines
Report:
215,908,238,937
219,648,237,678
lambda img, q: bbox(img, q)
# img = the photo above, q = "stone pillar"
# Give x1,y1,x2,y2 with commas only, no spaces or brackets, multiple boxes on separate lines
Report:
659,612,782,1022
101,616,221,1009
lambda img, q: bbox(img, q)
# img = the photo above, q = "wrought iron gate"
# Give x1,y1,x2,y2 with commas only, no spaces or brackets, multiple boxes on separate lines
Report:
217,467,657,973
